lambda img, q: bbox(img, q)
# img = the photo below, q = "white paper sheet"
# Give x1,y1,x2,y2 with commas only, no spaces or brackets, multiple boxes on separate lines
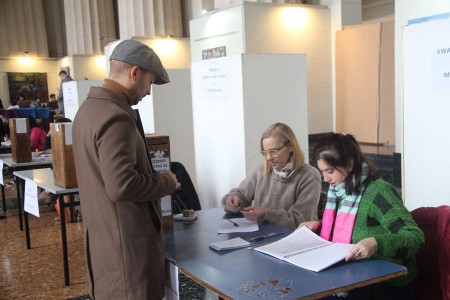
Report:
217,217,259,233
24,179,39,217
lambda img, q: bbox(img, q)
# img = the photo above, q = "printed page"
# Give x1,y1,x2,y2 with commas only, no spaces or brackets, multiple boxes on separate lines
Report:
286,242,354,272
254,227,354,272
254,226,331,258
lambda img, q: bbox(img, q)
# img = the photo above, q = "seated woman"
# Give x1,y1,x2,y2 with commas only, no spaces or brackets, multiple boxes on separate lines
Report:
221,122,322,229
301,133,424,300
29,116,47,152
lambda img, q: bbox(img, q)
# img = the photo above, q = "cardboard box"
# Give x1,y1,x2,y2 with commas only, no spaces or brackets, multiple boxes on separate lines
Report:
51,123,78,188
9,118,32,163
145,134,173,233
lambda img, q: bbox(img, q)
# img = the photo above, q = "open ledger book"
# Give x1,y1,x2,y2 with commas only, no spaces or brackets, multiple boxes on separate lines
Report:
254,226,355,272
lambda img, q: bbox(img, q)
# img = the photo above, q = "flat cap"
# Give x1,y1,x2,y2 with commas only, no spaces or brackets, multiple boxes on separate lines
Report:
110,39,169,85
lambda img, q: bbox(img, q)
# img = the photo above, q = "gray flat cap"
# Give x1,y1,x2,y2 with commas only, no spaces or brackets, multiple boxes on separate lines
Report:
110,39,169,85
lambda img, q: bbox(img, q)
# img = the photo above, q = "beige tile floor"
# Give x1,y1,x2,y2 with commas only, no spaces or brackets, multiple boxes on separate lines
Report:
0,191,89,299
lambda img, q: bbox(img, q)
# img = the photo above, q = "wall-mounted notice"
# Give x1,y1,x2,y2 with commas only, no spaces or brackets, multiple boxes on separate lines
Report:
198,58,231,100
403,16,450,210
429,29,450,92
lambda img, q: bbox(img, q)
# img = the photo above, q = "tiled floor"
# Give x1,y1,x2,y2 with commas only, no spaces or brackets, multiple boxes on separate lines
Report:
0,194,89,299
0,184,216,300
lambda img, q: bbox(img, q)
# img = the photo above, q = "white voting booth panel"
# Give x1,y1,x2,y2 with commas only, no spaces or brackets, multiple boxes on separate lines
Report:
192,53,308,209
63,80,103,121
403,17,450,210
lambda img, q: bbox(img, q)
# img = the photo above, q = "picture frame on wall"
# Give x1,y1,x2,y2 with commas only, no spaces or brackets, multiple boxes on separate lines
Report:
202,46,226,60
7,72,49,103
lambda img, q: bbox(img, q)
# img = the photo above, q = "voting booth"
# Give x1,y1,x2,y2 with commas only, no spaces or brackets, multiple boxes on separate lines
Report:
145,134,173,233
50,122,77,189
9,118,32,163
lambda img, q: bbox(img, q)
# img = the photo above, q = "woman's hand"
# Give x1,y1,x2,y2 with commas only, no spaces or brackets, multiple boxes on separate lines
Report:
346,237,377,261
296,221,321,233
225,195,242,213
241,205,265,222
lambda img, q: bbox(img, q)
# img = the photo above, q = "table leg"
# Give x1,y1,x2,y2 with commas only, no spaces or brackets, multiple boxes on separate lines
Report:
1,184,5,212
15,176,23,231
24,211,31,249
58,194,70,286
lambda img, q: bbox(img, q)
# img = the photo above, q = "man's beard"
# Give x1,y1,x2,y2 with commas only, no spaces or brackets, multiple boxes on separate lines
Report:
128,87,142,106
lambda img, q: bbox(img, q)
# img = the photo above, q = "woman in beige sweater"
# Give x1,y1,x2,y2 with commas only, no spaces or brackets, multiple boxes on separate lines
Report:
221,122,322,229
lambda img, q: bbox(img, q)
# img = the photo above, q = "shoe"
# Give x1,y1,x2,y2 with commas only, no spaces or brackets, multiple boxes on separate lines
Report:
5,180,15,187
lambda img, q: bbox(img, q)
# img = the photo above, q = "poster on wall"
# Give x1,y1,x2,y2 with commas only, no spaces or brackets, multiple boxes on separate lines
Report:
202,46,226,60
7,72,49,103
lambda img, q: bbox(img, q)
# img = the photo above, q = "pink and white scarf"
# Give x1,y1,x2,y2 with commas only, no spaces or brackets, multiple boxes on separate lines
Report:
320,164,368,243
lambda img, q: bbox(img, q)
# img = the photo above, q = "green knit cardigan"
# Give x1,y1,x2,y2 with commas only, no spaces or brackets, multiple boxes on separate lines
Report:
352,179,424,287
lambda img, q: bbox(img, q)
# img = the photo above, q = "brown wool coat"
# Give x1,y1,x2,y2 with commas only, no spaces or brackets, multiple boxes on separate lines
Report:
73,86,176,300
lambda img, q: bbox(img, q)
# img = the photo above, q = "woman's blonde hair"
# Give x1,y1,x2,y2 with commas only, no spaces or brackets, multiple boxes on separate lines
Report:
260,122,305,175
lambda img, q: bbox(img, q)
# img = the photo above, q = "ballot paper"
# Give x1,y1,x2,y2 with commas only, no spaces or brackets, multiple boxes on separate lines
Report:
217,217,259,233
209,237,251,251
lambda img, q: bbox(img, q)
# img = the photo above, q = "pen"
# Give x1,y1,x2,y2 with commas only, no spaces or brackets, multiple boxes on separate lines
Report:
227,219,239,227
249,232,284,242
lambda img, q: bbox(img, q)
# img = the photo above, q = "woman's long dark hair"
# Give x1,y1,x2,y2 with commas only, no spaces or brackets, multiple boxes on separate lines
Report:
313,133,380,194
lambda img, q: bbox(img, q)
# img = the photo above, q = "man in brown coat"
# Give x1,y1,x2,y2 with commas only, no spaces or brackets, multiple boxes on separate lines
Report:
73,39,180,300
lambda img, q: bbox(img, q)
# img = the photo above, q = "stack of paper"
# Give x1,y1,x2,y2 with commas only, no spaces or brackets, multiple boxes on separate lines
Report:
209,237,250,251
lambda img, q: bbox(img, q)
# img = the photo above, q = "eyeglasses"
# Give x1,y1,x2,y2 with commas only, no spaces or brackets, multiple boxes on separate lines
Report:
260,141,290,157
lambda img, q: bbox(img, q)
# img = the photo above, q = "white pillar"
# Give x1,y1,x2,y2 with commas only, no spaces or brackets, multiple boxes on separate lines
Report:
320,0,361,131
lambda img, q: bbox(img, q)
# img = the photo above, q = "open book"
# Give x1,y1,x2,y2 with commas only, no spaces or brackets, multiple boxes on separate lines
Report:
254,226,354,272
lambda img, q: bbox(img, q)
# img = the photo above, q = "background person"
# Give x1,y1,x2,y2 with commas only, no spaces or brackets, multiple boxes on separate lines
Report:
300,133,424,300
29,116,47,152
221,122,322,229
56,70,73,116
73,39,180,300
47,93,58,109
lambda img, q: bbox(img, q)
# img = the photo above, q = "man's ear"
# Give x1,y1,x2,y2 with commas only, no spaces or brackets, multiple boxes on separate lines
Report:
130,66,140,81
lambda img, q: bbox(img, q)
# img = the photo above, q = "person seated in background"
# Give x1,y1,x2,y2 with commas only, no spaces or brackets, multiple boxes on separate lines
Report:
300,133,424,300
47,93,58,110
222,122,322,229
29,116,47,152
43,117,72,152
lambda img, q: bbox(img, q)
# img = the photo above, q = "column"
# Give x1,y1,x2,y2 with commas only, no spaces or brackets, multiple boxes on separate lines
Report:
117,0,183,39
0,0,49,57
63,0,116,56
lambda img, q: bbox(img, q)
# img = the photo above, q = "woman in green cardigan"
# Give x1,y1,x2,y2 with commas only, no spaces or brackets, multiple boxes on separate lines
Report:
300,133,424,300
